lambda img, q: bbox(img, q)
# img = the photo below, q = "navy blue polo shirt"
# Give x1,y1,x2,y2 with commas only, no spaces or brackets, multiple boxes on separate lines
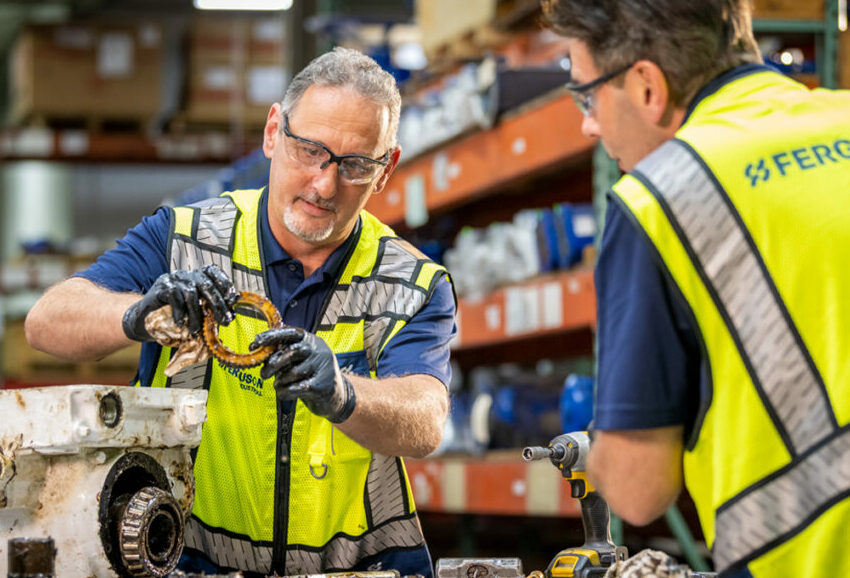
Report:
594,197,707,442
78,191,456,389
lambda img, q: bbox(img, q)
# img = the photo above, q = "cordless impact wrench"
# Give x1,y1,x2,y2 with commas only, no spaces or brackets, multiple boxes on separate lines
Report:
523,431,628,578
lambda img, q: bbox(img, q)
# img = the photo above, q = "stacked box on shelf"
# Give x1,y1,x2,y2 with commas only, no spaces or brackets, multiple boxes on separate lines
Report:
416,0,499,62
751,0,825,20
181,16,288,130
9,22,164,127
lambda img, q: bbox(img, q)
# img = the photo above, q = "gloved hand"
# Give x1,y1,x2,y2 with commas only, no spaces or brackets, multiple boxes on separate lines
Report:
251,328,357,423
122,265,238,342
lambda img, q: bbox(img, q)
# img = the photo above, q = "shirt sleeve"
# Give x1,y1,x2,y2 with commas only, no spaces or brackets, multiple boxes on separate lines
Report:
375,275,457,387
74,207,171,293
593,196,704,433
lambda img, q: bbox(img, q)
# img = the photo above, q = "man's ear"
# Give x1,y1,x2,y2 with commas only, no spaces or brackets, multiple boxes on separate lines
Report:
371,146,402,194
263,103,282,159
628,60,671,126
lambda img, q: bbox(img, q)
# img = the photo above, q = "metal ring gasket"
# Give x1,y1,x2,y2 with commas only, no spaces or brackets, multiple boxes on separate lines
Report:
202,291,282,369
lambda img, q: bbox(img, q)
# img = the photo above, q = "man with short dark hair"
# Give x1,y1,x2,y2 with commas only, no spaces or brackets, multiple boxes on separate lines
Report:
542,1,850,576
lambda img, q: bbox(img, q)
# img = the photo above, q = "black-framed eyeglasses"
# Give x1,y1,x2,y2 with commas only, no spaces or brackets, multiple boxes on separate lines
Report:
566,62,635,117
282,114,391,185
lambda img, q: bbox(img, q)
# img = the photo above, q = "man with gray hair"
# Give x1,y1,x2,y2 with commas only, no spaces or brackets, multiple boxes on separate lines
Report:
26,47,455,576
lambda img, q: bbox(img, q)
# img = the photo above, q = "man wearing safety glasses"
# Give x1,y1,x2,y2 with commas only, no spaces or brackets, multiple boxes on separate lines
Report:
26,47,456,577
543,1,850,577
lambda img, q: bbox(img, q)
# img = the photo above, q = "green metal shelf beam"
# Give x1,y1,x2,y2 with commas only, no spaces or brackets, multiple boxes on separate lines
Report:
752,19,826,34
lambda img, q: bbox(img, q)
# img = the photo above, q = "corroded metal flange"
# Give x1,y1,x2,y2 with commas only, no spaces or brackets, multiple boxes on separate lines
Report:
202,291,282,369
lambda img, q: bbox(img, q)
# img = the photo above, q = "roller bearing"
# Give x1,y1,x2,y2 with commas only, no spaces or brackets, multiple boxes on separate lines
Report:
119,486,184,577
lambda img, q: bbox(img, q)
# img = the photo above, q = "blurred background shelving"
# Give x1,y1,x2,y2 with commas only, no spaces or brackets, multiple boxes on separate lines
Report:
0,0,847,572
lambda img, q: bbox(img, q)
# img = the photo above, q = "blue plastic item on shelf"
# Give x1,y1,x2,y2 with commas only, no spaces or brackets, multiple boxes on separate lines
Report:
560,374,594,432
434,391,486,455
553,203,596,268
489,383,562,449
535,208,561,272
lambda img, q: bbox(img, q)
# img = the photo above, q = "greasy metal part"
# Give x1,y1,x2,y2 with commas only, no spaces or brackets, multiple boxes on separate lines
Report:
435,558,524,578
0,386,206,578
167,569,405,578
118,486,183,577
279,573,402,578
7,537,55,577
203,291,283,369
0,435,21,508
99,453,172,576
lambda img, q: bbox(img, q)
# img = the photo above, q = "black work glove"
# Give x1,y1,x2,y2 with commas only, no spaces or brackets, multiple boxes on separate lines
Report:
122,264,238,342
251,327,357,424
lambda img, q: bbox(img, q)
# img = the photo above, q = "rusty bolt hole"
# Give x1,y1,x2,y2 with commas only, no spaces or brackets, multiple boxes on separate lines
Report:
99,392,123,428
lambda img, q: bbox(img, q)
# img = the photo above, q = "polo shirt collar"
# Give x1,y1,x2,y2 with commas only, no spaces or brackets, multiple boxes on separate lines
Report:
258,187,362,280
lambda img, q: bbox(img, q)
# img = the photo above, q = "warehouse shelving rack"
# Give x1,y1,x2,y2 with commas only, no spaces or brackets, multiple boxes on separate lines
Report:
366,0,846,570
753,0,843,89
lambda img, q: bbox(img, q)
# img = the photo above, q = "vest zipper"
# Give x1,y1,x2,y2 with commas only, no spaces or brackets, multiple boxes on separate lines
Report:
272,404,294,573
258,186,294,573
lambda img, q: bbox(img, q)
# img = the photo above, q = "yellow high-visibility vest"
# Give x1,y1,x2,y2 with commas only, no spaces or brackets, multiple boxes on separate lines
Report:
140,188,450,574
612,69,850,577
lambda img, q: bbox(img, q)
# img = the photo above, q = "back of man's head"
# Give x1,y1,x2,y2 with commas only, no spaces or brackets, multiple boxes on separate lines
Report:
542,0,762,106
281,47,402,147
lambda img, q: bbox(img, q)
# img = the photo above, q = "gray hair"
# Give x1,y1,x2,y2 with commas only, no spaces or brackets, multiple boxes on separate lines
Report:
542,0,762,106
281,46,402,147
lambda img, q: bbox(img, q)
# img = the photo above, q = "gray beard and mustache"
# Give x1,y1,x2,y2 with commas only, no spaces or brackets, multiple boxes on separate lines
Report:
283,193,336,242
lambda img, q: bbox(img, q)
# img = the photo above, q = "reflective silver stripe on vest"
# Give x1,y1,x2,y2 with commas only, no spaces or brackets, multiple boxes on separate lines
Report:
367,454,407,527
185,512,425,575
713,428,850,569
636,139,833,455
170,361,207,389
196,197,238,250
171,236,233,275
319,238,434,372
326,276,428,320
168,196,265,389
171,199,265,295
634,139,842,571
285,515,425,574
184,517,273,573
363,316,392,374
376,238,420,278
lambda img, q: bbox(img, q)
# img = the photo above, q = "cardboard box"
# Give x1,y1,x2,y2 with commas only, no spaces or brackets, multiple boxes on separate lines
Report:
751,0,825,21
180,16,288,128
10,23,164,125
840,29,850,90
416,0,497,57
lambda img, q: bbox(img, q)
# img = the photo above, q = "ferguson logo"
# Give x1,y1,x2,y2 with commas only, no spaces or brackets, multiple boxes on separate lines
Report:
744,139,850,187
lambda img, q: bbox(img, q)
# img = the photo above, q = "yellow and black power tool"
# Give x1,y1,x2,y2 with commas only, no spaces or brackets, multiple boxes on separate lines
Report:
523,432,628,578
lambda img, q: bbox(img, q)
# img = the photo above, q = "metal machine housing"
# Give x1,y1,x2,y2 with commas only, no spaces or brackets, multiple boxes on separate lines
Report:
0,385,206,577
